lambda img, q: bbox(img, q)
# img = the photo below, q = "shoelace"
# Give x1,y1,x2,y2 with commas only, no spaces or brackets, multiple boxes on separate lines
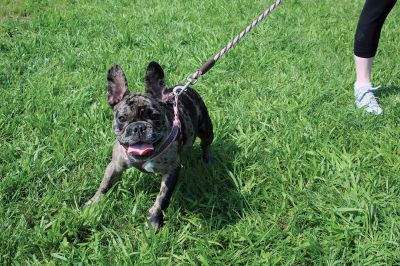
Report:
356,85,381,104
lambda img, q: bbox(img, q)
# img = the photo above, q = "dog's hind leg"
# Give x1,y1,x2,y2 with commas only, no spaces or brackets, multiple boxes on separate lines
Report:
198,110,214,163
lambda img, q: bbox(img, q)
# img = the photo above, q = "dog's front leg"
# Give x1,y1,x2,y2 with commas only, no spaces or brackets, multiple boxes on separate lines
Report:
80,160,126,209
148,166,180,230
81,143,128,209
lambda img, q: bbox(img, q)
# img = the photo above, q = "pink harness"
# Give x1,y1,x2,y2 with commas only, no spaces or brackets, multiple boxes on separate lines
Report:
141,91,181,170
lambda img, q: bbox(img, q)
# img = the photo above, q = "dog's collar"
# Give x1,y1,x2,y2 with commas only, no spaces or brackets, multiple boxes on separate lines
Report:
141,92,181,170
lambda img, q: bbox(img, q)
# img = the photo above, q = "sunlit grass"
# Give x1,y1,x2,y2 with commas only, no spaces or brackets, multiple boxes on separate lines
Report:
1,0,399,264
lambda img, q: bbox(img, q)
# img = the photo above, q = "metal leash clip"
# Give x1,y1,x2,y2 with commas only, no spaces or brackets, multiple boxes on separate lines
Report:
173,80,190,96
172,74,200,96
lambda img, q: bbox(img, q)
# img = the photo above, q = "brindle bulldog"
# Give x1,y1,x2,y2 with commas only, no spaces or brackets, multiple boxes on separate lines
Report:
81,62,213,230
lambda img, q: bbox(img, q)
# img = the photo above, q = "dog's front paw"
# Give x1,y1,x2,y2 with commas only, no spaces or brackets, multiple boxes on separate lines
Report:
147,212,164,231
80,199,92,210
80,194,101,210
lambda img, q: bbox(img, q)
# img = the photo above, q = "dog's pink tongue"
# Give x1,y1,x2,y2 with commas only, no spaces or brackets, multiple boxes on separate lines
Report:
127,143,154,156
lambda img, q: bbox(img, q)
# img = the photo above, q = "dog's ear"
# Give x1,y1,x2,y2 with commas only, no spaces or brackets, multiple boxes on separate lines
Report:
145,61,166,99
107,64,129,107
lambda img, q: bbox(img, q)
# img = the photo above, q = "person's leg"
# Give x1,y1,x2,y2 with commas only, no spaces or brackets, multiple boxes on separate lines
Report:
354,56,374,86
353,0,397,114
354,56,382,114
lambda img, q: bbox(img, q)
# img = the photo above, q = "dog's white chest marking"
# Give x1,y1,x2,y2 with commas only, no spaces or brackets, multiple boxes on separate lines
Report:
143,162,156,173
142,142,180,173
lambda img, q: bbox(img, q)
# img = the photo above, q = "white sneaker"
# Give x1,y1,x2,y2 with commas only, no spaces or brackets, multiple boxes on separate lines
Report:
354,84,382,115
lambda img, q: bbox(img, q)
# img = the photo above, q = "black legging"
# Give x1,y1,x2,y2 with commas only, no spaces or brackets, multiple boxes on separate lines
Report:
354,0,397,58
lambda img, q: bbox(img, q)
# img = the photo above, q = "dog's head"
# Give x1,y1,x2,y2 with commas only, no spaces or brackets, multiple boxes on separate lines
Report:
107,62,171,160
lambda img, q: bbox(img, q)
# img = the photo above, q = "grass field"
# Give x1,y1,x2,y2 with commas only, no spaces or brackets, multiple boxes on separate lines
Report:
1,0,400,264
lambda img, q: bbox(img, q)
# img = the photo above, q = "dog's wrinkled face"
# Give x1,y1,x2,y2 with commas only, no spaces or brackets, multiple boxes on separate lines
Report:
107,62,170,160
113,94,169,158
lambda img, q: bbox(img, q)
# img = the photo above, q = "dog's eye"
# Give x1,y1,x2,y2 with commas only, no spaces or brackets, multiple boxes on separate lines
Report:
142,108,161,120
151,113,161,120
118,115,127,123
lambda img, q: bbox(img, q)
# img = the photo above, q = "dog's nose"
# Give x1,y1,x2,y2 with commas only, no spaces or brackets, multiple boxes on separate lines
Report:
133,124,146,133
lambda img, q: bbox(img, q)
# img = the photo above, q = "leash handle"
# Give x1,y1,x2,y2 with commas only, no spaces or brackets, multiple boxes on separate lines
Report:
190,0,284,81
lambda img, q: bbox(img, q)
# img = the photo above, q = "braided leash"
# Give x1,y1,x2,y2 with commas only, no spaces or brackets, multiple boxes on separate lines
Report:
149,0,284,166
173,0,284,97
192,0,284,80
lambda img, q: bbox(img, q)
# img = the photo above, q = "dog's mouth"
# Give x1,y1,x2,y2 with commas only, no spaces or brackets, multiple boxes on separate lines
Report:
126,142,154,156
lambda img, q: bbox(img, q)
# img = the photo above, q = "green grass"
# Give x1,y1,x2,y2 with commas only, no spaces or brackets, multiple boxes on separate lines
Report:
1,0,400,264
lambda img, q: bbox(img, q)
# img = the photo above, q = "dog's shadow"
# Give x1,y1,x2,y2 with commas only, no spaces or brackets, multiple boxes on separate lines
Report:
125,137,244,230
169,137,245,230
375,85,400,99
